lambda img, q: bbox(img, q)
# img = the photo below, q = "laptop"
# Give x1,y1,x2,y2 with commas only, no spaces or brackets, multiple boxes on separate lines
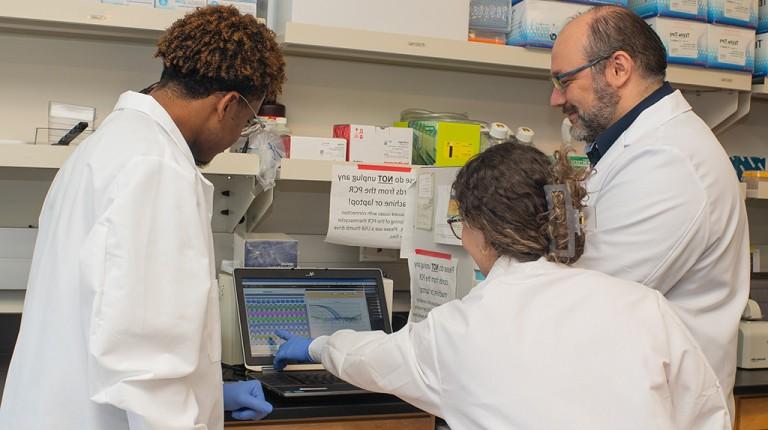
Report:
233,268,392,398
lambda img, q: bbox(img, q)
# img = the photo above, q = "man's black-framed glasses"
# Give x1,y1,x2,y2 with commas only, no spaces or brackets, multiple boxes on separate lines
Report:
447,215,464,240
551,52,614,92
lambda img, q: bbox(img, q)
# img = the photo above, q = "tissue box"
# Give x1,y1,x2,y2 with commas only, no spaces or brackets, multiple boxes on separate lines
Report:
631,0,708,21
707,24,755,71
647,18,708,66
286,136,347,161
396,121,481,167
333,125,413,165
708,0,758,28
272,0,470,41
234,233,298,268
507,0,592,48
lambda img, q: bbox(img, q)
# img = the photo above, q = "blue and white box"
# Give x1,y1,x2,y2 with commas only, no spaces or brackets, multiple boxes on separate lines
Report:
631,0,708,21
754,31,768,77
154,0,206,9
759,0,768,32
235,233,299,268
646,18,708,66
562,0,628,6
507,0,591,48
708,0,758,28
707,24,756,70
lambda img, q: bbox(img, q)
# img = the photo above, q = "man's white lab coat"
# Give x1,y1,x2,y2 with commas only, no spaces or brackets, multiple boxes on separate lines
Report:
309,257,731,430
574,90,750,413
0,92,224,430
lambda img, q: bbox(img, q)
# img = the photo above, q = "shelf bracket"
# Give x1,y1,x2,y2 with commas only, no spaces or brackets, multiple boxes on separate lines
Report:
208,175,259,233
683,89,751,135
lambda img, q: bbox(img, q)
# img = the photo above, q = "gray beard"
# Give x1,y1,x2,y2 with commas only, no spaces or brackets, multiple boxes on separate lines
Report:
569,75,619,144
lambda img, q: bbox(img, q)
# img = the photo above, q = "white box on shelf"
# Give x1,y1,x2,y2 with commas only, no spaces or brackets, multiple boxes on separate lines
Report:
286,136,347,161
155,0,205,9
208,0,258,15
507,0,591,48
647,17,708,66
271,0,470,41
631,0,708,21
708,0,757,28
333,125,413,165
706,24,755,71
755,31,768,77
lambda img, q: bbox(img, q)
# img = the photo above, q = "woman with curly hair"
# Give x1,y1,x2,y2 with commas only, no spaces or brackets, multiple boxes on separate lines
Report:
275,143,730,429
0,6,284,429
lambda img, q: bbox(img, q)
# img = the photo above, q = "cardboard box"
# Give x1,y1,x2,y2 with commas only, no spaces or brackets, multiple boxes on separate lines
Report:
272,0,470,41
234,233,298,268
647,18,708,66
631,0,708,21
707,24,756,71
397,121,481,167
333,125,413,165
708,0,758,28
756,31,768,77
286,136,347,161
507,0,591,48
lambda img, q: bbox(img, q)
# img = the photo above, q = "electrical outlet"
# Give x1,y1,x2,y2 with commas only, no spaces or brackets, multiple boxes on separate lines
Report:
359,247,400,262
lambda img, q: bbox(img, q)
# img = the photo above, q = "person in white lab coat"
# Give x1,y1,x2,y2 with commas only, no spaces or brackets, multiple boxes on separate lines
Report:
273,143,731,430
0,6,285,430
550,6,750,414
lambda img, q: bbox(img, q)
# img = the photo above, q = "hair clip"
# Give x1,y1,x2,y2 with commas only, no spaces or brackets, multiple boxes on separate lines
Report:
543,184,579,258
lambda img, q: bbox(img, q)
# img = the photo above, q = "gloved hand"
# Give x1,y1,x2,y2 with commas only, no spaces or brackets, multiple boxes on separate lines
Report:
273,329,314,371
223,380,273,421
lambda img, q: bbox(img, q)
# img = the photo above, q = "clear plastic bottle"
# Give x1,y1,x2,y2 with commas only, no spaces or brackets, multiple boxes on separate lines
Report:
482,122,510,151
515,126,535,146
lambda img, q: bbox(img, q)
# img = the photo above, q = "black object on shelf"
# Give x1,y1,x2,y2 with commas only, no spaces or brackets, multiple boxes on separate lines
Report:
54,121,89,146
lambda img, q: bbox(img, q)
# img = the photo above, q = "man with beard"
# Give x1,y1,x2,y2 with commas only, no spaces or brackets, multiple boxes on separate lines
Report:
550,5,749,417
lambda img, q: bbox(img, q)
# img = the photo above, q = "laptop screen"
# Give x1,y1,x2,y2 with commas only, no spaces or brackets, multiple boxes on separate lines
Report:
235,271,389,362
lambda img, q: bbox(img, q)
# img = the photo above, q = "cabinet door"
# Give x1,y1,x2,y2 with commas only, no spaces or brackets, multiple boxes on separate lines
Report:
735,395,768,430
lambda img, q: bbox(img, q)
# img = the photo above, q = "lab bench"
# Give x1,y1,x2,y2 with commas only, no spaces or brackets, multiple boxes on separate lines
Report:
734,369,768,430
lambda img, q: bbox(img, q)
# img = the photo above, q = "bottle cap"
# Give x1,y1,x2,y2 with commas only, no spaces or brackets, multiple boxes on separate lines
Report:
489,122,510,139
516,126,535,144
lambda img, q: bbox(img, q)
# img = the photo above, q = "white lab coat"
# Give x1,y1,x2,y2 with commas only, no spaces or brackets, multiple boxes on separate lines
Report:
0,92,224,430
309,257,731,430
573,90,750,415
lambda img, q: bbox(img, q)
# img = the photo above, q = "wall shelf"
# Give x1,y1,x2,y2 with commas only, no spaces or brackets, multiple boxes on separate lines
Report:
0,144,261,176
280,22,753,92
279,159,351,182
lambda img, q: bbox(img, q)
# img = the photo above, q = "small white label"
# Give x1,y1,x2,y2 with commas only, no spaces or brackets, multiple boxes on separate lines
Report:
725,0,750,21
670,0,699,14
669,29,698,58
718,36,746,65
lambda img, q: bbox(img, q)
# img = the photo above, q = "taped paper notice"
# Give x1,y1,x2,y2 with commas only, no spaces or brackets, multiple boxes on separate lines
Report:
409,249,458,323
326,164,416,249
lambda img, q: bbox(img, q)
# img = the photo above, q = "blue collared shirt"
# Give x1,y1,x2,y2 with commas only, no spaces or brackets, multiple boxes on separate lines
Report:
586,81,675,166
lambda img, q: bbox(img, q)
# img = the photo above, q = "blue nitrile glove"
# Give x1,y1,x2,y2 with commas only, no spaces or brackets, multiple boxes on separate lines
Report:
223,380,273,420
273,329,314,371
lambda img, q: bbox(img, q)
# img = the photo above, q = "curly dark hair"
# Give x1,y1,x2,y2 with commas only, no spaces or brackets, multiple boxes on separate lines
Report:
155,5,285,101
452,143,589,264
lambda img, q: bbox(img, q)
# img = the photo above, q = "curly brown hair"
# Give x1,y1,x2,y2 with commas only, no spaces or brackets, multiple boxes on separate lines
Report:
452,143,589,264
155,5,285,101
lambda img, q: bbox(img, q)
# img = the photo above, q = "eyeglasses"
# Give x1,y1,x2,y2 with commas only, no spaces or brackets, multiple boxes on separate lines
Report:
237,94,265,137
551,52,614,92
447,215,464,240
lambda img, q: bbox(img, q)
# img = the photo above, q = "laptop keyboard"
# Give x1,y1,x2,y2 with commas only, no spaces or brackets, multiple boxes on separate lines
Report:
258,371,347,387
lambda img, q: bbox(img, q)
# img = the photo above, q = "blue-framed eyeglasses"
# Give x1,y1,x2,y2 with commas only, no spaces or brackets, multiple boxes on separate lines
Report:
551,52,614,92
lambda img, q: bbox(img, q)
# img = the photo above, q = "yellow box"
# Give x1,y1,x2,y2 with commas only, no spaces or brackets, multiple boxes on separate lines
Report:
396,120,481,166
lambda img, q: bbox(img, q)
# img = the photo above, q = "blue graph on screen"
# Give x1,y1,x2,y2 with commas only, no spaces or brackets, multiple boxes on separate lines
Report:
308,304,362,322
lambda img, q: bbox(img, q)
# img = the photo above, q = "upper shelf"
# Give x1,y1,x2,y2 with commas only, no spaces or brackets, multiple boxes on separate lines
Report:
0,0,184,42
280,22,753,92
0,144,260,176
